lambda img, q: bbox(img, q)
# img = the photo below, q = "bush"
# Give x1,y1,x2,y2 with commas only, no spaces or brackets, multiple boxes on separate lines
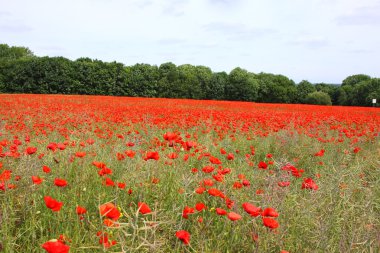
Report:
305,91,332,105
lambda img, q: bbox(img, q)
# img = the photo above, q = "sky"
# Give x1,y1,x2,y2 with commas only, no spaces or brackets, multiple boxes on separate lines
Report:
1,0,379,84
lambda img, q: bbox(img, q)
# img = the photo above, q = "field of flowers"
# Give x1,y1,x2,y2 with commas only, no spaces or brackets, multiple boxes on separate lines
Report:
0,94,379,252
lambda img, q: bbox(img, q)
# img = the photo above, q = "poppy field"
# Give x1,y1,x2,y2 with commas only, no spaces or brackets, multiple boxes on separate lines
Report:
0,94,379,253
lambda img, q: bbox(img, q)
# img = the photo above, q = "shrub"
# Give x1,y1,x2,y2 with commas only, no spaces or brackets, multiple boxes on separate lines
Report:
305,91,332,105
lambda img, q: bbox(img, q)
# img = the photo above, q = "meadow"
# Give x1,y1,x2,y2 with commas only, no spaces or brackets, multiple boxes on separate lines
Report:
0,94,379,252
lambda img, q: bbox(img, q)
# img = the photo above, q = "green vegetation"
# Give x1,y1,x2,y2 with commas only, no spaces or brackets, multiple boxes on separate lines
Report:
305,91,332,105
0,44,379,106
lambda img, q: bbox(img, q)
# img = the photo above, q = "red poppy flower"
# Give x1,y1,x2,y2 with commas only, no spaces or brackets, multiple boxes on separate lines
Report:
44,196,63,212
151,177,160,184
263,217,279,229
208,188,224,198
26,147,37,155
242,179,250,187
227,212,242,221
182,206,195,219
175,230,190,245
98,167,112,176
117,182,126,189
144,151,159,161
103,218,119,227
213,173,224,182
138,202,152,214
195,202,206,211
202,166,214,173
75,151,86,158
57,143,66,150
54,178,67,187
126,141,135,147
125,150,136,158
233,181,243,189
262,207,279,217
103,177,115,187
92,161,105,169
221,168,231,174
43,165,51,173
202,178,214,186
195,187,206,194
116,152,125,160
301,178,318,190
225,198,235,209
99,203,121,220
216,208,227,215
314,149,325,157
258,161,268,169
209,156,222,164
227,153,234,160
42,240,70,253
32,176,44,185
76,206,87,215
242,202,262,217
47,143,58,152
163,132,178,141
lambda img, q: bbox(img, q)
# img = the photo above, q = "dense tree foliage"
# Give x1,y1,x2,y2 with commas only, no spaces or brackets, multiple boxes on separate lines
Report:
0,44,378,106
295,80,316,104
305,91,332,105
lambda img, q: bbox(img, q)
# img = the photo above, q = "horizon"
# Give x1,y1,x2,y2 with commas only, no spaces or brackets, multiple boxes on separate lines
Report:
1,0,379,84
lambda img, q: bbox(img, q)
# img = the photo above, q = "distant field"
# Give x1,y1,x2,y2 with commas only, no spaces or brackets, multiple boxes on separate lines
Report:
0,94,379,252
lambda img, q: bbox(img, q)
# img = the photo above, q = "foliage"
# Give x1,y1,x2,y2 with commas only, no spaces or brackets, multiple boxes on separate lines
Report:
295,80,316,104
342,74,371,87
305,91,332,105
256,73,296,103
225,67,259,101
0,44,379,106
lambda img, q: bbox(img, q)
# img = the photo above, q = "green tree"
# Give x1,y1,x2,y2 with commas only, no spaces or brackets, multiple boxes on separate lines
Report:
350,78,380,106
295,80,316,103
342,74,371,87
336,86,352,105
315,83,339,104
125,63,159,97
256,73,297,103
207,72,228,100
2,57,75,94
0,44,34,60
226,67,259,101
176,64,202,99
305,91,332,105
157,62,179,98
195,65,213,99
0,44,35,92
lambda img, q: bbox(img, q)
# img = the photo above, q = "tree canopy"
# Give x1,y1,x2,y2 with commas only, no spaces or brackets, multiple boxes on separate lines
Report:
0,44,378,107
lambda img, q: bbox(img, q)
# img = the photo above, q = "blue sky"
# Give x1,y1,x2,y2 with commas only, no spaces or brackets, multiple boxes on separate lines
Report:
1,0,379,83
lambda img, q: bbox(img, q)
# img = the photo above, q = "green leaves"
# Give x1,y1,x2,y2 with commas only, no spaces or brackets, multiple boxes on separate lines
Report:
0,43,378,106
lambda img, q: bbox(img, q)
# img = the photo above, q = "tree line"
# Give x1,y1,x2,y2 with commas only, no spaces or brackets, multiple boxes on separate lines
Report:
0,44,379,106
